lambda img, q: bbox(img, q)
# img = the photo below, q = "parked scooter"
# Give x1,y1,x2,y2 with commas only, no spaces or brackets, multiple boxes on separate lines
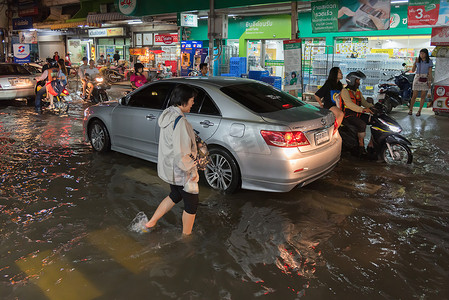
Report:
85,74,111,104
339,102,413,164
104,64,127,83
377,66,414,113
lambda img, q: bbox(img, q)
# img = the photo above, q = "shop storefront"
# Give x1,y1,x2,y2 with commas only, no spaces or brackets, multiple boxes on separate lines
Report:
132,31,180,75
189,14,292,78
89,27,130,63
299,4,433,98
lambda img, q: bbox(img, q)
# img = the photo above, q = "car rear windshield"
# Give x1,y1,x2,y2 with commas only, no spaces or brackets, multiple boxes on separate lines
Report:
220,83,305,113
0,64,31,76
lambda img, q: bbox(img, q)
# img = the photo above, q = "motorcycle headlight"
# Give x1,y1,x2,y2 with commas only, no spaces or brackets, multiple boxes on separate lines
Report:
379,119,402,133
96,77,104,83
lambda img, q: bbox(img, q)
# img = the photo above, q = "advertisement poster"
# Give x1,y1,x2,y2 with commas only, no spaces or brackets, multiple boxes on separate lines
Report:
13,44,30,63
408,0,440,27
283,39,302,92
19,31,37,44
312,0,391,33
433,85,449,112
431,27,449,45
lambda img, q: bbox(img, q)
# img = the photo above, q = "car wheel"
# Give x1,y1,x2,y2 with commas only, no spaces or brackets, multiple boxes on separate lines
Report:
204,147,240,194
88,120,111,152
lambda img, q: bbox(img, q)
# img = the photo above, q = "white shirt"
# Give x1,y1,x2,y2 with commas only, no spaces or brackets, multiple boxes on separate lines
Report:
84,67,99,78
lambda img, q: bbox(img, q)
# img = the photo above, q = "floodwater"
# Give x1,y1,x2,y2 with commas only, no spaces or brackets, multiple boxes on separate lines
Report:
1,97,448,300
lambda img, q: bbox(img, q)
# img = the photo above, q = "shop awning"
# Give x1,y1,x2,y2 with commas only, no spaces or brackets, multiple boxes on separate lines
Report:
50,21,101,30
149,50,165,54
87,12,133,23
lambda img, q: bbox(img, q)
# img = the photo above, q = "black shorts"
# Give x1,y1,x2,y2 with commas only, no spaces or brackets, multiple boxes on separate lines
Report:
344,114,369,133
169,184,199,215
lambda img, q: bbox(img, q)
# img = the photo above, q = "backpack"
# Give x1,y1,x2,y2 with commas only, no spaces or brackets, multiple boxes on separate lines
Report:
46,79,65,96
174,115,210,171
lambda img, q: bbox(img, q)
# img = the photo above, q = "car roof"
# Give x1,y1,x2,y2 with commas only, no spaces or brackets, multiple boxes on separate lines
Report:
160,76,263,88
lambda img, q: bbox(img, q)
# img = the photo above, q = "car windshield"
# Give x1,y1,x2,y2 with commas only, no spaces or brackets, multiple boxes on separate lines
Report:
0,64,31,76
220,82,305,113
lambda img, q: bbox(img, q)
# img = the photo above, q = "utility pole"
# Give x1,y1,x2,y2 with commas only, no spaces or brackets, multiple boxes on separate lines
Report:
208,0,214,76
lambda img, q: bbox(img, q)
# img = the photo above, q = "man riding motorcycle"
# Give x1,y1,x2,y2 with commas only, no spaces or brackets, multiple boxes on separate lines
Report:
340,71,374,156
83,59,100,101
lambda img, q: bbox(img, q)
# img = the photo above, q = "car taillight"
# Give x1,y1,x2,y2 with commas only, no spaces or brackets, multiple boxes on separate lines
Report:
333,118,338,135
260,130,310,147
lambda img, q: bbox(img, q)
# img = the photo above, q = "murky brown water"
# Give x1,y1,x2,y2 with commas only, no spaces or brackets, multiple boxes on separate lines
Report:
1,98,448,300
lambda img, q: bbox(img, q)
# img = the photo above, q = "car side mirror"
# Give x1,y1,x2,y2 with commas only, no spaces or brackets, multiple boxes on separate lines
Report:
119,97,126,105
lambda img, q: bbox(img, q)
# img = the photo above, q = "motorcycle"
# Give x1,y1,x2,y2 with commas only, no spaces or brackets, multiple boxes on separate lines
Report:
35,80,70,115
339,102,413,164
104,64,127,83
377,68,414,113
85,74,110,104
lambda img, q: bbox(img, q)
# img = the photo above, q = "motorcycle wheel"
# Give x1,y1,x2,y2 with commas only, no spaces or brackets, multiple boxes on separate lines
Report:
108,72,119,83
99,90,108,103
383,98,393,114
381,142,413,164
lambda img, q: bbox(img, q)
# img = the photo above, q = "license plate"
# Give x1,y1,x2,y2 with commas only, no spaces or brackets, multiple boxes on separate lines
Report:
378,93,385,100
315,130,329,145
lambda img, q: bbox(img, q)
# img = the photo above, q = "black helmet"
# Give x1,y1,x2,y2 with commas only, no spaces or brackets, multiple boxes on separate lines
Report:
346,70,366,86
49,60,59,69
134,63,144,73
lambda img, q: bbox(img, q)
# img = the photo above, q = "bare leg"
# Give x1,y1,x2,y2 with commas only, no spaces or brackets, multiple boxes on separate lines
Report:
182,211,196,235
330,106,344,127
357,132,366,147
409,90,419,113
145,196,175,229
417,91,427,114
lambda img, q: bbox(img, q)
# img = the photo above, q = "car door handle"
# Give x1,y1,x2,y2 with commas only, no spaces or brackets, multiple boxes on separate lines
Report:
200,120,214,128
146,114,156,120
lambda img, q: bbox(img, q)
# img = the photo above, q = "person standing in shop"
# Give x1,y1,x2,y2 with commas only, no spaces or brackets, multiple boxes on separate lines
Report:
113,50,120,64
199,63,208,77
409,48,433,117
314,67,345,127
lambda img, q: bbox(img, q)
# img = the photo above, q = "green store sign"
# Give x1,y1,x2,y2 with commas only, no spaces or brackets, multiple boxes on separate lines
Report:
265,60,284,66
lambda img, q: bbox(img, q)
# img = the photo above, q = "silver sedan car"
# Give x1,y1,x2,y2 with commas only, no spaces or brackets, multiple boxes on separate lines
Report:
0,63,35,102
83,77,341,193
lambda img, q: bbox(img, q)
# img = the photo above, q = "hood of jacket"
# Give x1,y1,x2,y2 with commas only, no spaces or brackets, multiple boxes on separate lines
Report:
158,106,184,129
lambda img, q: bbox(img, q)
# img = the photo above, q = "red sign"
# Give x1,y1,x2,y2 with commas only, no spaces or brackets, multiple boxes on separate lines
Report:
433,85,449,112
408,5,439,27
431,27,449,46
18,6,38,17
154,34,179,45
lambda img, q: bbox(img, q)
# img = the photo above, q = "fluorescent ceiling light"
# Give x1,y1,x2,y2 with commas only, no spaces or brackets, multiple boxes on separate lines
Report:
391,0,408,3
128,20,143,24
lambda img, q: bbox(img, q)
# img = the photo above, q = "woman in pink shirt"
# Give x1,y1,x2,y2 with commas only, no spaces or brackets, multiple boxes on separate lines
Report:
130,63,147,90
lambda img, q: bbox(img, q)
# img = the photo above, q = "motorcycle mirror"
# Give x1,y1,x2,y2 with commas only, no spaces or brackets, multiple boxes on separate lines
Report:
366,97,374,104
402,63,406,67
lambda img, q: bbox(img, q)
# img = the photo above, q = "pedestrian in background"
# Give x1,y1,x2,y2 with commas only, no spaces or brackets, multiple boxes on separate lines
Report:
113,50,120,64
145,84,199,236
314,67,345,127
409,48,433,117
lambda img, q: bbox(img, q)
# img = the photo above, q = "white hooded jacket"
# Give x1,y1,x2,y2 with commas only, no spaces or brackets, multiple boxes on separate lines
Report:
157,106,198,186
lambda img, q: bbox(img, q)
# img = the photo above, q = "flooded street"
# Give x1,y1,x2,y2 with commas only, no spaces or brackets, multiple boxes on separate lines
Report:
1,93,448,300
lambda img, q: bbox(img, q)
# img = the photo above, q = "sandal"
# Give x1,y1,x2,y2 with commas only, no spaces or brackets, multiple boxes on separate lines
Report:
408,111,412,115
416,111,421,117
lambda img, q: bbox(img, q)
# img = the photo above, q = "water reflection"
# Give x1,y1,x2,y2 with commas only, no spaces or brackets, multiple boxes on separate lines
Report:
1,101,449,299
